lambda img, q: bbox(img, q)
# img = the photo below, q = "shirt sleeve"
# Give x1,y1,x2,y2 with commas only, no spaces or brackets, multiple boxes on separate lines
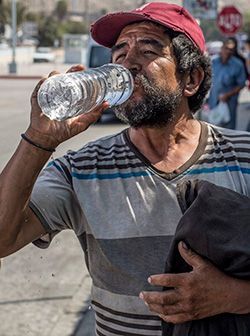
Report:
30,156,87,248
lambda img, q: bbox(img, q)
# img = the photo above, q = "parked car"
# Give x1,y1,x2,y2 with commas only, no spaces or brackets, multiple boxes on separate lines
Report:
206,41,223,57
0,40,9,49
85,37,111,68
33,47,55,63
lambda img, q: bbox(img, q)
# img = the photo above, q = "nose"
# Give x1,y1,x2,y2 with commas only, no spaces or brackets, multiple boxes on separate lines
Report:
122,48,142,75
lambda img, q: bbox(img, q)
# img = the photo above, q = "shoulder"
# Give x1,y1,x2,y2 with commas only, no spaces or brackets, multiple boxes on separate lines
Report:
230,56,245,68
211,55,220,65
208,124,250,144
66,129,128,161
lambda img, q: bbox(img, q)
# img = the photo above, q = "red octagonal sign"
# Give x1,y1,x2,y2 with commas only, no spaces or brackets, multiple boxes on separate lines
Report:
217,6,243,35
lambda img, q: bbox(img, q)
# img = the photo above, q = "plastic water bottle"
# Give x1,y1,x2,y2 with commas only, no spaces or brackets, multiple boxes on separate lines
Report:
37,64,134,121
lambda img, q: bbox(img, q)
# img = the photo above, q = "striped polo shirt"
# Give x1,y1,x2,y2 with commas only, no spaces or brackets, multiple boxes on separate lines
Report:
30,122,250,336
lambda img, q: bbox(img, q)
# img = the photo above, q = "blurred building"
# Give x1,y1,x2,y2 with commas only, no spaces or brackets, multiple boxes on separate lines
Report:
19,0,250,19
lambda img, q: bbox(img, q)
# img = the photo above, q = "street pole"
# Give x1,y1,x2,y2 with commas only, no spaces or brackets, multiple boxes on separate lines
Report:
84,0,89,29
9,0,17,74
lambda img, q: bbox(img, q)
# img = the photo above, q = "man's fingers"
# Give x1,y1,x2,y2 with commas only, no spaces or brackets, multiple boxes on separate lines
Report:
30,78,46,105
48,70,60,77
140,291,192,317
69,102,109,134
140,290,177,306
148,272,185,287
66,64,86,73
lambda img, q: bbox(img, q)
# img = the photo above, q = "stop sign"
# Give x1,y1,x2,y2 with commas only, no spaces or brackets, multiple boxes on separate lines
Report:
217,6,243,35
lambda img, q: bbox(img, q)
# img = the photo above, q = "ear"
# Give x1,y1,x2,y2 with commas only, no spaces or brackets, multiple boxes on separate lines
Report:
184,67,204,97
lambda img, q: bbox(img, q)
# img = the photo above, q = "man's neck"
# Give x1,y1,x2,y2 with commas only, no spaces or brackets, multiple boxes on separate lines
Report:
128,117,201,173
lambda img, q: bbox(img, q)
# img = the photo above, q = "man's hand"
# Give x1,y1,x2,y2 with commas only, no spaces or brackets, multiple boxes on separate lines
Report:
219,93,229,102
26,64,109,149
139,241,234,324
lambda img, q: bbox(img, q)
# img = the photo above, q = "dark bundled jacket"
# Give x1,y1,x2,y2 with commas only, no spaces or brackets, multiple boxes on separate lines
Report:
162,179,250,336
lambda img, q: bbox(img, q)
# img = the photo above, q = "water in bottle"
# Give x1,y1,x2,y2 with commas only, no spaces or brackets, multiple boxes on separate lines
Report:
37,64,134,121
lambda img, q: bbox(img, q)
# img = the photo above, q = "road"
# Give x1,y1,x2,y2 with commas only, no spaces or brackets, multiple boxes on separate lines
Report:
0,77,126,336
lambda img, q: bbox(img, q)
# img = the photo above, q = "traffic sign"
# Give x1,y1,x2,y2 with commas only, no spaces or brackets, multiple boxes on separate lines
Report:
217,6,243,35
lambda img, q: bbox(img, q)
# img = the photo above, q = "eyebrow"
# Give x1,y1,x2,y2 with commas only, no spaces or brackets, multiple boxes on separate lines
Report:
111,38,164,55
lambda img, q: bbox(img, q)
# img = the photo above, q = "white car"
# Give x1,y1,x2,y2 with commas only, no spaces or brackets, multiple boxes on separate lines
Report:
206,41,223,57
0,41,9,49
33,47,55,63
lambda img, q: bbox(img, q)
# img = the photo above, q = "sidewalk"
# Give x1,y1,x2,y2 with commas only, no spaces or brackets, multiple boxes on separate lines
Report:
49,274,95,336
0,49,73,79
0,62,72,80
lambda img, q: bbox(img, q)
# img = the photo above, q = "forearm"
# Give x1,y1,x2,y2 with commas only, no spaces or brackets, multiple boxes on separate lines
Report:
220,85,243,101
0,137,51,248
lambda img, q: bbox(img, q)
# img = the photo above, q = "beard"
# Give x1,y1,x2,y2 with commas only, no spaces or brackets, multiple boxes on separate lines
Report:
113,74,183,128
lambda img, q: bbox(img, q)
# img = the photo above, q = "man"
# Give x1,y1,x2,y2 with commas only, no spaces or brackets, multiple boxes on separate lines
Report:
244,38,250,90
208,38,247,129
1,2,250,336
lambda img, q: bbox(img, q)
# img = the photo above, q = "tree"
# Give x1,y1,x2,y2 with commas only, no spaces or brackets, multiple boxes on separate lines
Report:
38,16,61,46
0,0,27,28
62,20,88,35
0,0,8,32
242,12,250,38
55,0,68,21
200,19,223,42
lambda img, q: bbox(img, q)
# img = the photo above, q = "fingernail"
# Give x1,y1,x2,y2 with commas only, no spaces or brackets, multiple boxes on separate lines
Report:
147,277,152,284
139,292,144,300
181,241,188,249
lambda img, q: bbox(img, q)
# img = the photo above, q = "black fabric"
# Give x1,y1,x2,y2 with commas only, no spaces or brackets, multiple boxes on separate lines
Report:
162,179,250,336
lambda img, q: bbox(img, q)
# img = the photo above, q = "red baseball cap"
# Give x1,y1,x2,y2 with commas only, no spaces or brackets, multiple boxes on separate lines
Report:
91,2,205,53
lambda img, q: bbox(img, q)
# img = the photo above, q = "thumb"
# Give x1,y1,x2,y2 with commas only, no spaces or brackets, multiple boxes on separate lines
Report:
178,241,205,270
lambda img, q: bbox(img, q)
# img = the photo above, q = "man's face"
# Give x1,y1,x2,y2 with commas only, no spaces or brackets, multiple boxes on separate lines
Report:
111,22,184,128
220,42,235,63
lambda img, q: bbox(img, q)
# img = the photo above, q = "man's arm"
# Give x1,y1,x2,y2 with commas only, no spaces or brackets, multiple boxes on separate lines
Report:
0,66,108,258
219,85,244,102
219,60,247,102
0,140,51,257
140,242,250,324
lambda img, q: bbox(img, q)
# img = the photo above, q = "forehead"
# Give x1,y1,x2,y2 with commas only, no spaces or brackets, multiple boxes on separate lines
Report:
115,21,171,45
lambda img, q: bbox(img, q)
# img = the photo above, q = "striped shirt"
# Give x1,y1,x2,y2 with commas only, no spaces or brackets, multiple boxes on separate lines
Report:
30,122,250,335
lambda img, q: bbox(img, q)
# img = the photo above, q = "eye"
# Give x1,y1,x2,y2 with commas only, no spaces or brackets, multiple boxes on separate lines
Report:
143,50,157,56
115,53,126,62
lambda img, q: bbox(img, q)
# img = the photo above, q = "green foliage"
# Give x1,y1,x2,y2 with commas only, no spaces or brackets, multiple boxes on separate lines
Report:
0,0,8,26
200,19,224,42
38,16,61,46
242,12,250,37
55,0,68,21
200,12,250,43
26,11,40,22
0,0,27,28
61,21,88,35
0,0,99,46
37,17,88,46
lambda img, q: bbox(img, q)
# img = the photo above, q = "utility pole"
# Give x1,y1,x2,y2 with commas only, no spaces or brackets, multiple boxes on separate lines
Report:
84,0,89,29
9,0,17,74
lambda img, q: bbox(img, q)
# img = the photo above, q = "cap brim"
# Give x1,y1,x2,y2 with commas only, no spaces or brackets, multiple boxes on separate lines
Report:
91,12,156,48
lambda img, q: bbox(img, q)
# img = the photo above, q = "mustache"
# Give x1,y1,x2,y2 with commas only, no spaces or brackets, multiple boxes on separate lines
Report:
132,73,153,90
129,69,149,82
